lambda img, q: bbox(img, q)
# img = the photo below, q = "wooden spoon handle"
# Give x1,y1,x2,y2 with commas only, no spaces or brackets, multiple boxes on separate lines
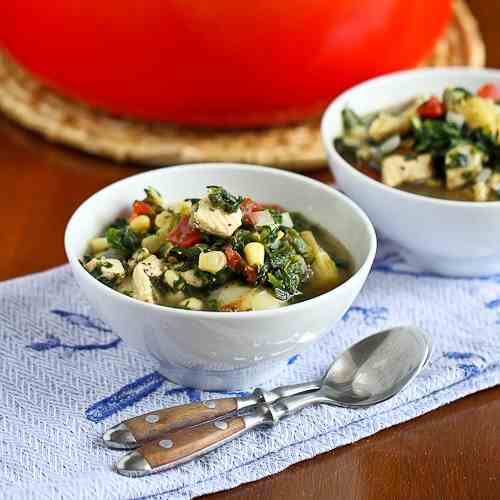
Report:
116,415,248,476
104,397,238,449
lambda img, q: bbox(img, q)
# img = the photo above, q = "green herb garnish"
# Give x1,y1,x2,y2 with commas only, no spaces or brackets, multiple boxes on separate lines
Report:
207,186,243,213
105,219,140,258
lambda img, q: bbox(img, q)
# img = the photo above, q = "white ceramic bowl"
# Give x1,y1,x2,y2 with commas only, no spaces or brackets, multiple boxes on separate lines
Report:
321,67,500,277
65,164,376,390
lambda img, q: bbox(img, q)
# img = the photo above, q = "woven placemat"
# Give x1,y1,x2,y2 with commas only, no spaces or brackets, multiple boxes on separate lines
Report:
0,0,485,171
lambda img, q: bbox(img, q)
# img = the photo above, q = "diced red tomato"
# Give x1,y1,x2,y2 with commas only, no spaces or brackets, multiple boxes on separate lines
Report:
168,216,203,248
133,200,152,215
477,83,500,100
243,264,257,283
129,200,153,221
224,245,257,282
224,246,243,271
417,96,445,118
240,197,264,225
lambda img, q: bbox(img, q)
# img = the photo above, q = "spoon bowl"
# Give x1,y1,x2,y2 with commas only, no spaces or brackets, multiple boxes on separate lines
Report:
320,326,431,407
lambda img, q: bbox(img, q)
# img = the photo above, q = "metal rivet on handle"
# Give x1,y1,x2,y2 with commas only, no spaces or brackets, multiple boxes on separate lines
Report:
214,421,228,430
158,439,174,449
202,400,216,409
145,414,160,424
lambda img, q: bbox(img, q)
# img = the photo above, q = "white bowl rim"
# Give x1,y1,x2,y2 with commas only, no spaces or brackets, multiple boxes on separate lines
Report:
64,163,377,320
321,66,500,208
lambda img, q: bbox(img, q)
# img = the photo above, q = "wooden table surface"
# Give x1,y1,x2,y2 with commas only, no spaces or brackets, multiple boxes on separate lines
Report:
1,1,499,498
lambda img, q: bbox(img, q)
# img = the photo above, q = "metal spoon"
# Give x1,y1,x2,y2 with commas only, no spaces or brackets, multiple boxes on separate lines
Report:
115,325,431,476
104,380,321,450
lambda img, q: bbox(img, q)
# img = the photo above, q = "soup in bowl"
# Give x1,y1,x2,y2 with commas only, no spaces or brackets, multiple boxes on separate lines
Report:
65,164,376,390
82,185,354,312
335,84,500,202
321,67,500,277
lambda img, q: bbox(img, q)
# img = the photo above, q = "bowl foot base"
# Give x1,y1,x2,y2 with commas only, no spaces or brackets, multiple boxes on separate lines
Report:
156,358,289,391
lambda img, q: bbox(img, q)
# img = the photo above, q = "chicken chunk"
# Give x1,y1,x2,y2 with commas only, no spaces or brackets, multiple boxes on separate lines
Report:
127,248,151,271
445,144,483,190
132,255,164,304
369,98,423,141
85,257,125,284
192,197,242,238
381,154,433,187
140,255,164,278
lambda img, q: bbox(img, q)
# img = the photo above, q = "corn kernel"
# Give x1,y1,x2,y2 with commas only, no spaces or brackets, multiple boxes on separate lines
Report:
130,215,151,234
141,234,162,253
179,297,204,311
198,251,227,274
164,269,180,288
244,242,265,267
89,237,110,254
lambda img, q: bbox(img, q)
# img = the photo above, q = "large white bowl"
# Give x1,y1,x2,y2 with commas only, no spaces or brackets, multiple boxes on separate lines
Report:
321,67,500,277
65,164,376,390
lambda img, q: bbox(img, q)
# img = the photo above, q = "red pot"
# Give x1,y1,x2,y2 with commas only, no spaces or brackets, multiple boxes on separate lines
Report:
1,1,452,127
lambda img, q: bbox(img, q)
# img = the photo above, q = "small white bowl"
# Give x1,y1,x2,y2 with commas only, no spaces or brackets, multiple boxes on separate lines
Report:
321,67,500,277
65,164,376,390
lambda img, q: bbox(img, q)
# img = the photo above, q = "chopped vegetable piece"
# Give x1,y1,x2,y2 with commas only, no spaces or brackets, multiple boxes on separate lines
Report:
132,200,153,217
417,96,445,119
168,216,203,248
253,211,276,228
224,246,243,271
207,186,243,213
240,197,264,225
244,242,265,267
242,264,258,284
198,251,227,274
179,297,204,311
130,214,151,234
342,108,364,131
105,221,141,257
476,83,500,100
89,237,110,254
144,187,164,208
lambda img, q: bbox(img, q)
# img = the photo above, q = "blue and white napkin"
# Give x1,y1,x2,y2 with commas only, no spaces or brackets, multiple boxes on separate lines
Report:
1,238,499,500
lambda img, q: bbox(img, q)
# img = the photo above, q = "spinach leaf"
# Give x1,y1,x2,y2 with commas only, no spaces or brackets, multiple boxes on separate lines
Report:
342,108,364,131
285,228,310,257
195,268,234,290
107,218,128,230
170,244,209,262
105,220,140,258
264,239,309,301
462,125,500,171
230,229,257,254
412,118,463,155
207,186,243,213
